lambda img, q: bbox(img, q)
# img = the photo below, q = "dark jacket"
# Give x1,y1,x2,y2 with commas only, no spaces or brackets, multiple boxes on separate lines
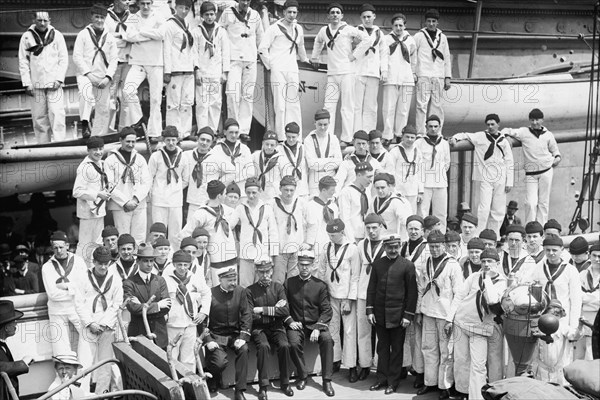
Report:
0,342,29,397
500,214,522,237
246,281,289,331
285,275,332,331
207,285,252,342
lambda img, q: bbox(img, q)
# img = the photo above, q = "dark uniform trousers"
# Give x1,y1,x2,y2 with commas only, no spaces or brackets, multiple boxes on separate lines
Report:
287,327,334,381
375,324,406,387
205,336,249,391
252,328,291,387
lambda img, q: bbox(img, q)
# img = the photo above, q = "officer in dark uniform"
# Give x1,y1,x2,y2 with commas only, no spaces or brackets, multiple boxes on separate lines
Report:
247,260,294,400
367,235,418,394
204,266,252,400
285,252,335,397
0,300,32,398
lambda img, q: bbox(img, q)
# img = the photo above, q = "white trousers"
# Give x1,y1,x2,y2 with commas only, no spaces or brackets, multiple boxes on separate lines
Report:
272,252,298,285
122,64,164,137
195,78,223,133
382,84,414,140
166,74,194,138
109,62,131,131
421,187,448,231
151,205,182,242
404,320,424,372
75,217,104,265
324,73,355,143
167,325,198,372
353,75,379,133
330,297,357,367
30,87,66,143
239,258,256,288
270,69,302,141
226,60,257,135
422,315,453,389
356,299,373,368
112,207,147,244
477,179,507,237
415,77,445,135
83,327,122,394
77,75,111,136
524,168,553,225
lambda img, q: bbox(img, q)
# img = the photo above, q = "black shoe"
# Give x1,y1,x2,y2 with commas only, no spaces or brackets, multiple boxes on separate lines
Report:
281,384,294,397
399,367,408,380
207,378,218,393
413,373,425,389
348,367,358,383
332,361,341,373
234,389,247,400
370,382,387,391
323,381,335,397
295,378,306,391
448,392,468,400
81,120,91,139
358,368,370,380
385,385,397,395
131,117,145,130
258,386,268,400
417,385,438,395
439,389,451,400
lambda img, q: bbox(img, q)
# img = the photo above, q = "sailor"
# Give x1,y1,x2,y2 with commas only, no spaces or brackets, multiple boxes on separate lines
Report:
101,226,120,260
285,252,335,397
177,236,200,277
121,0,165,138
387,125,424,213
356,213,387,381
104,127,151,244
416,115,451,230
498,224,528,280
517,221,547,283
73,136,112,264
304,109,343,195
413,8,452,135
338,161,374,242
415,229,463,398
445,230,463,261
278,122,309,198
247,261,295,399
371,172,412,240
148,126,188,241
459,213,479,258
147,222,167,246
258,0,309,141
177,180,238,286
461,237,485,279
47,352,87,400
182,126,215,221
252,131,283,202
367,234,417,394
219,0,264,142
499,200,521,239
163,0,197,138
317,218,361,383
113,234,138,280
225,182,242,209
204,266,251,400
152,237,173,276
569,236,591,272
191,228,211,280
0,300,33,399
230,177,279,287
164,250,211,371
445,248,506,400
576,244,600,360
270,175,307,284
310,3,371,146
368,130,392,168
304,176,339,258
74,246,123,394
479,229,498,250
335,130,382,193
502,108,561,224
382,14,417,142
353,4,388,134
543,219,571,260
18,10,68,144
123,243,172,350
194,1,230,133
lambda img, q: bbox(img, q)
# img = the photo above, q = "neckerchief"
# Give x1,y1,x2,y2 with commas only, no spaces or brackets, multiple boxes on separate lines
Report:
88,161,109,190
88,270,113,313
107,7,129,32
51,254,74,284
582,269,600,293
274,197,298,235
194,253,208,275
86,26,109,68
484,132,506,160
311,133,330,158
277,21,299,54
420,28,444,61
372,151,385,163
543,261,568,300
397,145,417,178
325,24,345,50
350,184,368,218
363,239,384,275
112,150,137,184
192,150,208,188
258,152,279,190
220,141,241,166
424,135,442,168
475,272,500,321
170,273,195,318
573,259,591,273
114,258,137,280
349,152,370,166
502,251,521,276
313,196,335,223
169,16,194,51
423,255,450,296
327,242,349,283
389,32,410,63
401,239,426,263
231,6,250,29
528,127,546,139
358,25,381,55
26,26,55,56
244,204,265,245
199,23,217,57
200,205,230,237
282,142,303,180
373,195,400,218
462,259,481,279
159,148,182,184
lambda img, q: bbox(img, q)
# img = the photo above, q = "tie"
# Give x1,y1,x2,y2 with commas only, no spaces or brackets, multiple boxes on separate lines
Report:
160,149,182,184
108,8,129,32
398,146,417,179
114,151,137,184
313,196,335,223
325,25,344,50
275,197,298,235
422,28,444,61
172,274,195,318
245,204,265,245
483,132,505,160
475,274,490,321
389,33,410,64
169,16,194,50
220,142,241,166
87,27,109,68
192,150,207,188
277,23,299,54
424,135,442,168
200,24,216,57
351,185,368,218
26,27,56,56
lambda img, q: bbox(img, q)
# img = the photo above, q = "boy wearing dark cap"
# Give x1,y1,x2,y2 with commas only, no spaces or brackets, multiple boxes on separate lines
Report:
252,130,283,201
450,114,514,237
304,176,340,258
335,130,382,193
73,4,118,137
278,122,309,197
502,108,561,224
569,236,591,272
576,244,600,360
368,130,390,165
114,233,137,280
225,182,242,208
498,224,527,279
182,126,215,220
371,172,412,240
101,226,119,260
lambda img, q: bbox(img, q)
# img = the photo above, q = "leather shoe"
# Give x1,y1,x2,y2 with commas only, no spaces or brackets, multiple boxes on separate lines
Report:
413,373,425,389
295,379,306,391
369,382,387,391
348,367,358,383
207,378,218,393
258,387,268,400
385,385,397,395
323,381,335,397
448,392,468,400
281,384,294,397
234,389,247,400
358,368,370,380
332,361,341,373
81,120,91,139
417,385,438,395
399,367,408,380
439,389,451,400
